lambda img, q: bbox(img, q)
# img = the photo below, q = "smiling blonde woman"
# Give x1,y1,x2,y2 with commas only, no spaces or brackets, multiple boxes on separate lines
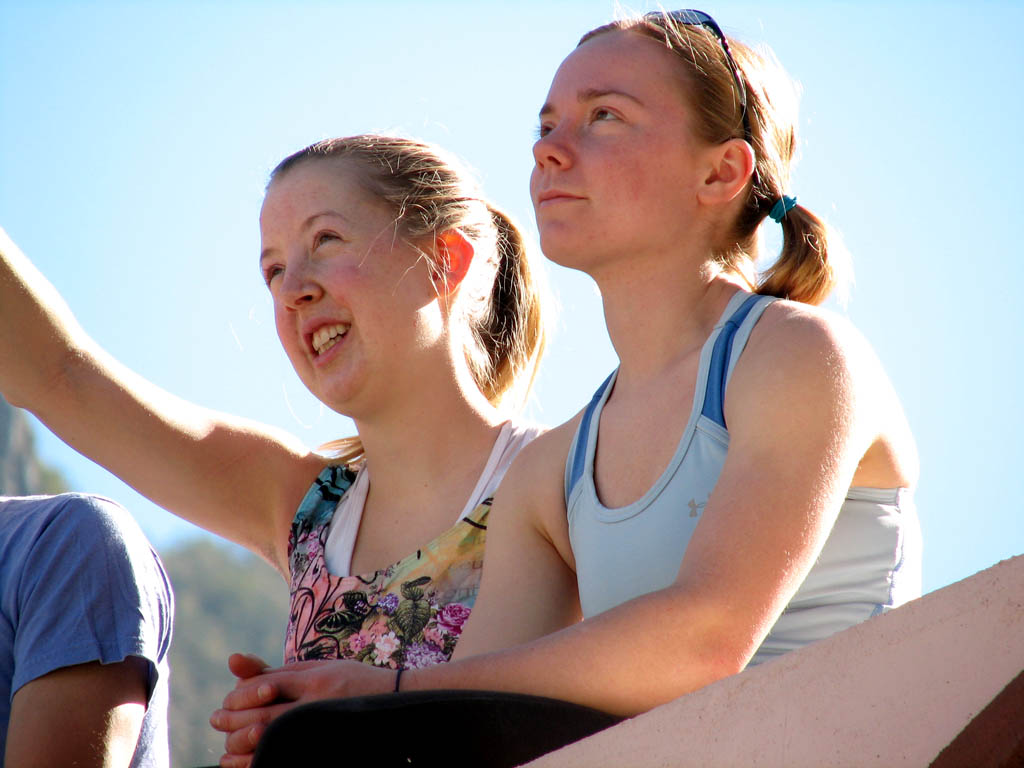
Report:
0,135,551,701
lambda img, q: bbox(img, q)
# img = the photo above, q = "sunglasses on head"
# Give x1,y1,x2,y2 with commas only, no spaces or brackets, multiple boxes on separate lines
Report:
646,9,753,147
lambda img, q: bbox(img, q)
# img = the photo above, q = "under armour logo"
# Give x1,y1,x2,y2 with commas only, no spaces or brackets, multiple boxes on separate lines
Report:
687,498,706,518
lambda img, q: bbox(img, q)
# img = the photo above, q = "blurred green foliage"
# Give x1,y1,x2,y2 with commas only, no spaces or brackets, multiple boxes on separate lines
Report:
160,539,289,768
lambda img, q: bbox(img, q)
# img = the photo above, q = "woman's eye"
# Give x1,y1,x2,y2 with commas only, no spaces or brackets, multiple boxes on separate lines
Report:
592,107,616,123
262,265,283,286
314,232,340,249
535,122,553,139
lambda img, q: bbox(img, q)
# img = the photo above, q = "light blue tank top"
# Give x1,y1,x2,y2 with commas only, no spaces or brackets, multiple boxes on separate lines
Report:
565,292,922,666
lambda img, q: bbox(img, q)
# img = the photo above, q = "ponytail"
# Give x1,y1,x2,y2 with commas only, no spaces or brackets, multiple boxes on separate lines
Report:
756,204,840,306
472,204,548,410
731,41,846,306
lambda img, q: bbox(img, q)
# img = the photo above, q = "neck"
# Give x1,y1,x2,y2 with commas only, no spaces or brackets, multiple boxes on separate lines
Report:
352,368,505,513
593,254,748,389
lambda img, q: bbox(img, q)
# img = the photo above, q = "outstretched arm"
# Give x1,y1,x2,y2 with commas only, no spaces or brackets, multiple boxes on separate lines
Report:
0,227,320,571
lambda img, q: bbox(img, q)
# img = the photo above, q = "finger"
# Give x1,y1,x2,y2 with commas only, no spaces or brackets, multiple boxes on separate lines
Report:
224,721,269,756
219,751,253,768
228,652,271,680
210,699,280,734
221,678,279,711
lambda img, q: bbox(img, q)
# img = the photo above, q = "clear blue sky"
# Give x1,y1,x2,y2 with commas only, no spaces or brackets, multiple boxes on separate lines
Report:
2,1,1021,595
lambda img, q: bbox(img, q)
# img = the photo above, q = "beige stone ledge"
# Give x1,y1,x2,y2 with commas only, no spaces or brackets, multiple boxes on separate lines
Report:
524,555,1024,768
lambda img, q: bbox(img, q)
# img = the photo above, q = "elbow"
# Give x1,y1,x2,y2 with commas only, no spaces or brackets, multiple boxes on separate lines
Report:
705,646,750,683
688,640,750,692
674,619,761,700
625,633,753,717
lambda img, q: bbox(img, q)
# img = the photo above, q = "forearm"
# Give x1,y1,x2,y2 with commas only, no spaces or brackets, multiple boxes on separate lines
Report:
0,226,205,453
0,228,306,569
406,585,749,717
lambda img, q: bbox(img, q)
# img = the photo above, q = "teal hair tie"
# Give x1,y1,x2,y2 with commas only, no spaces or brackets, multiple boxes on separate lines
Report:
769,195,798,223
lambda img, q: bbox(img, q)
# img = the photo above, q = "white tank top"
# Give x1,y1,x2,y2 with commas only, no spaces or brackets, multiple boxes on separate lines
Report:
324,419,543,576
565,292,922,666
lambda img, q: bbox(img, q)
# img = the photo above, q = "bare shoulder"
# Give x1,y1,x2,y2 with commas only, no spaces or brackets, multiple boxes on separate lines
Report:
737,300,887,397
503,412,583,488
491,410,586,566
749,300,863,357
731,299,918,487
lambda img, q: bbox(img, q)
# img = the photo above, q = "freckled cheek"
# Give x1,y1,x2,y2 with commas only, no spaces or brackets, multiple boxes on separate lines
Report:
597,146,652,200
321,263,362,294
272,308,303,362
615,161,679,211
528,168,542,204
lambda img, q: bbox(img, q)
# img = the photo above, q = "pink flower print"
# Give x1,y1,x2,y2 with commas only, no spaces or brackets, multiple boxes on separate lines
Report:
423,625,445,647
354,628,373,648
437,603,471,634
348,633,368,653
373,632,400,665
366,620,389,642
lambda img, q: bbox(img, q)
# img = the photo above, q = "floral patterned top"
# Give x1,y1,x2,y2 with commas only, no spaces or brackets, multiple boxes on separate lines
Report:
285,465,489,668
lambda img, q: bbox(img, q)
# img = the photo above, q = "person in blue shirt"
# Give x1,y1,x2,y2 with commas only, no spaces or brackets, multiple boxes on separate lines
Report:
0,493,173,767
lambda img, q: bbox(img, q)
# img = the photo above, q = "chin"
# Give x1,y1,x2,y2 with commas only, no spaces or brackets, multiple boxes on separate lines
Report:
538,229,577,263
294,371,356,416
539,235,602,274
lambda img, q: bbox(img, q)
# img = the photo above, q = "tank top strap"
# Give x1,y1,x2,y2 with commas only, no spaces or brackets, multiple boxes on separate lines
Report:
563,293,776,503
291,464,358,532
700,293,777,429
564,370,617,505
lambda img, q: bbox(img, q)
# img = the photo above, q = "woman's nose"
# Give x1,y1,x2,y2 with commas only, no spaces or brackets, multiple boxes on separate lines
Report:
279,263,323,309
532,127,572,171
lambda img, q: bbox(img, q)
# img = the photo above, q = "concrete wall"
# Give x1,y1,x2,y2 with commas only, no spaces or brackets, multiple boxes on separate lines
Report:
525,555,1024,768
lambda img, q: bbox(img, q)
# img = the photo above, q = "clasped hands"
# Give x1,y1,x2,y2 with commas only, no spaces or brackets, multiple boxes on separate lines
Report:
210,652,395,768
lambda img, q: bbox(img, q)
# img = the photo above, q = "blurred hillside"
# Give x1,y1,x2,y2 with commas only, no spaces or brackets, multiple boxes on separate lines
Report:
1,397,288,767
0,396,67,495
161,539,288,767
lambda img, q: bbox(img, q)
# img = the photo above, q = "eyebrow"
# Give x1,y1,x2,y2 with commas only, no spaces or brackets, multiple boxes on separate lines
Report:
259,209,350,263
538,87,645,118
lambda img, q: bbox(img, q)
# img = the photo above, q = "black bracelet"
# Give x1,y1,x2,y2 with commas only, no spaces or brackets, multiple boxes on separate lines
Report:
393,667,404,693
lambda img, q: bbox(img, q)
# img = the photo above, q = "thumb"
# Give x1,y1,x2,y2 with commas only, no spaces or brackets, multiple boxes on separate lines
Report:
228,652,271,680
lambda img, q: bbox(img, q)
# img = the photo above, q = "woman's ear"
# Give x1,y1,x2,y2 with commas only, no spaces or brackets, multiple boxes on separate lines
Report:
431,229,475,291
697,138,756,206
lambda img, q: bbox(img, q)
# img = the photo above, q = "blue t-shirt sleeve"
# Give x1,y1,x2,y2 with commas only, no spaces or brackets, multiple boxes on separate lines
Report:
9,494,174,699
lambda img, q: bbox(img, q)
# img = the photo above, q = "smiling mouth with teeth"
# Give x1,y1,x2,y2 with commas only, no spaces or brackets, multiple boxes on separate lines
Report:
311,323,349,356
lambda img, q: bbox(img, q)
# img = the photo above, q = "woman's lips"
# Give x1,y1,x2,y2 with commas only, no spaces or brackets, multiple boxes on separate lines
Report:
537,191,584,206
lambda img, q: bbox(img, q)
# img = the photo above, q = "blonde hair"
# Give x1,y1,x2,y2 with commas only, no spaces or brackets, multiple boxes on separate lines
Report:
270,135,550,462
581,13,845,305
